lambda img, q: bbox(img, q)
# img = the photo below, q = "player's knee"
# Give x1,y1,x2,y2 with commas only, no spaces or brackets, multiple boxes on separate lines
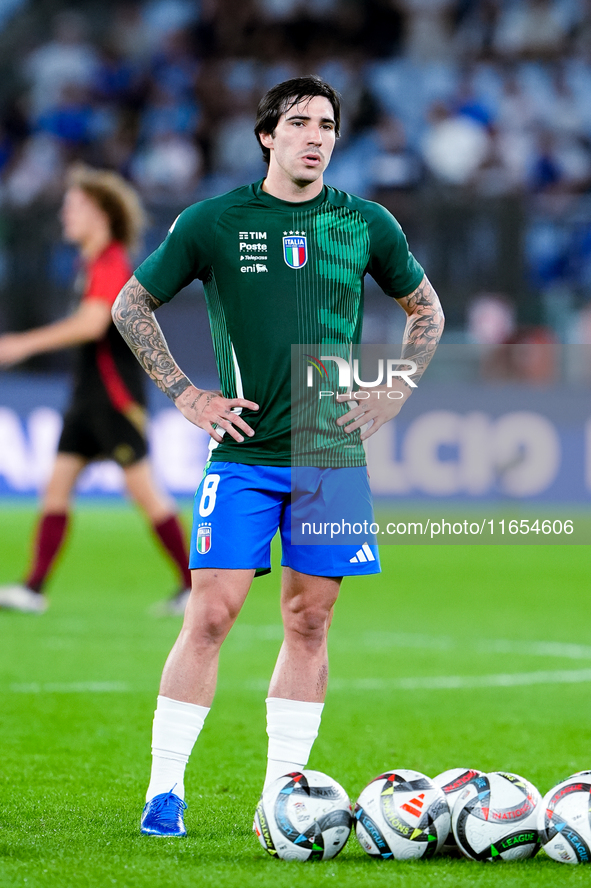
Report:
184,597,237,646
283,601,330,644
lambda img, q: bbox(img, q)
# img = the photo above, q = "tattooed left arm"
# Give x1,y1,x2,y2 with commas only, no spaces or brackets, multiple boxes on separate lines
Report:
396,274,445,385
336,274,444,440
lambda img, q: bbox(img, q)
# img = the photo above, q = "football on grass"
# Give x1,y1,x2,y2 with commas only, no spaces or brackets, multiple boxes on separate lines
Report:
354,769,450,860
253,770,352,861
538,772,591,864
433,768,484,855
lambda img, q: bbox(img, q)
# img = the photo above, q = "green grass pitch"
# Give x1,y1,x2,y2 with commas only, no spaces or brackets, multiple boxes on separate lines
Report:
1,501,590,887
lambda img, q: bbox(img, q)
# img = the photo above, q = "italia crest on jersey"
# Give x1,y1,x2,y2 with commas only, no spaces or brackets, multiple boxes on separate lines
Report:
283,235,307,269
196,524,211,554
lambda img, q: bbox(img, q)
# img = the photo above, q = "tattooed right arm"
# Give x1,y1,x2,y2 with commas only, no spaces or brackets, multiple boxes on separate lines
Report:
112,275,191,400
112,275,259,440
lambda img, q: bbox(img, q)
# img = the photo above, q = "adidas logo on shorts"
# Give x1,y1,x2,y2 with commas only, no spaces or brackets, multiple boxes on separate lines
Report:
349,543,375,564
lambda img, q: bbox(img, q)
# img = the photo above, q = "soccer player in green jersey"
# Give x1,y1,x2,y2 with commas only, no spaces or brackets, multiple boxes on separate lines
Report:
112,76,445,837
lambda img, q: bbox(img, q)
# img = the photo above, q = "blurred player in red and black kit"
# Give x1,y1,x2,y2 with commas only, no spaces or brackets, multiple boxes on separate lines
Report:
0,164,191,614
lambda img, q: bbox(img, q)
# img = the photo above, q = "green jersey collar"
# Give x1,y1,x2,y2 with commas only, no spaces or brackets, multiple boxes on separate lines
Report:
253,179,327,210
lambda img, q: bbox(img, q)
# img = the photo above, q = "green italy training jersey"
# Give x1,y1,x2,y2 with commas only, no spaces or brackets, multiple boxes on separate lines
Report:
134,179,424,467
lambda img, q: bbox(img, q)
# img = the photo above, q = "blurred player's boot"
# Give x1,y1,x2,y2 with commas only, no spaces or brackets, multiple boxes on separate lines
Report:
0,584,48,613
141,789,187,836
150,588,190,617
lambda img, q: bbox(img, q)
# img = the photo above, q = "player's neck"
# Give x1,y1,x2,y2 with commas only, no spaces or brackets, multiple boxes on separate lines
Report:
80,227,112,262
262,170,324,203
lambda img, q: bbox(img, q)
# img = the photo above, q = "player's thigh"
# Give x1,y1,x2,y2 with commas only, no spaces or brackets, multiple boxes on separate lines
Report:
189,463,287,572
41,452,88,511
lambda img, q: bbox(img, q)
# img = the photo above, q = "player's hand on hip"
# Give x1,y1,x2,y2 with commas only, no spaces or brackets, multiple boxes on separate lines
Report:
336,384,412,441
174,384,259,443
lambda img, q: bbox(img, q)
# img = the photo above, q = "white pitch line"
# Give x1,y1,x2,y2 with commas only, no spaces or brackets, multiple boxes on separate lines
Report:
9,681,130,694
232,626,591,661
329,669,591,692
362,632,591,661
235,669,591,693
10,669,591,695
480,640,591,660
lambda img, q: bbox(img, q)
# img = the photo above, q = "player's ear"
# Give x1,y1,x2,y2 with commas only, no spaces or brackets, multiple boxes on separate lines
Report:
259,131,274,150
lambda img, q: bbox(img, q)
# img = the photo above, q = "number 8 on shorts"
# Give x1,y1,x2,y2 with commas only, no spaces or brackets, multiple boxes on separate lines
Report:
199,474,220,517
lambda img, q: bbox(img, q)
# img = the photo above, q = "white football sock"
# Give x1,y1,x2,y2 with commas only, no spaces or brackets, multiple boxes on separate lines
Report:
263,697,324,791
146,695,210,802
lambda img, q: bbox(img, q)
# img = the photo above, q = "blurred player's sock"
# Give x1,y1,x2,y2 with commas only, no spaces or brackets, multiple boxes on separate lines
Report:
263,697,324,790
153,515,191,589
25,512,69,593
146,695,210,802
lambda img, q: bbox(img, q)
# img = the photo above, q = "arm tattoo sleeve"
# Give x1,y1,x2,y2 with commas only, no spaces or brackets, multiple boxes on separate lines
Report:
112,274,192,401
397,275,445,384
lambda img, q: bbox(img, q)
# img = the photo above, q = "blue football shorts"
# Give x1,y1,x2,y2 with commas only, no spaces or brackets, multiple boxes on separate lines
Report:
189,462,381,577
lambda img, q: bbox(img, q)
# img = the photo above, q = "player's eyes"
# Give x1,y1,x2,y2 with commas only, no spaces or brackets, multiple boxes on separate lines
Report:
289,120,333,130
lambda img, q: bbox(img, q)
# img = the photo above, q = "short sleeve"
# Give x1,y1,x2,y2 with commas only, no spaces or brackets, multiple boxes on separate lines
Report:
365,202,424,300
134,203,212,303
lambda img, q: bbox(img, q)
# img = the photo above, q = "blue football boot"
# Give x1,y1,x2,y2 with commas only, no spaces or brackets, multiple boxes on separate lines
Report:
141,789,187,836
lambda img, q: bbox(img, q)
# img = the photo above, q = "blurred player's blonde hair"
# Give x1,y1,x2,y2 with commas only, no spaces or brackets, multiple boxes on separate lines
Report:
67,163,146,253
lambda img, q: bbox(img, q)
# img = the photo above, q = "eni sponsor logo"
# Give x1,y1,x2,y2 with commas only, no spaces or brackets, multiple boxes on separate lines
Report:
241,263,268,273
